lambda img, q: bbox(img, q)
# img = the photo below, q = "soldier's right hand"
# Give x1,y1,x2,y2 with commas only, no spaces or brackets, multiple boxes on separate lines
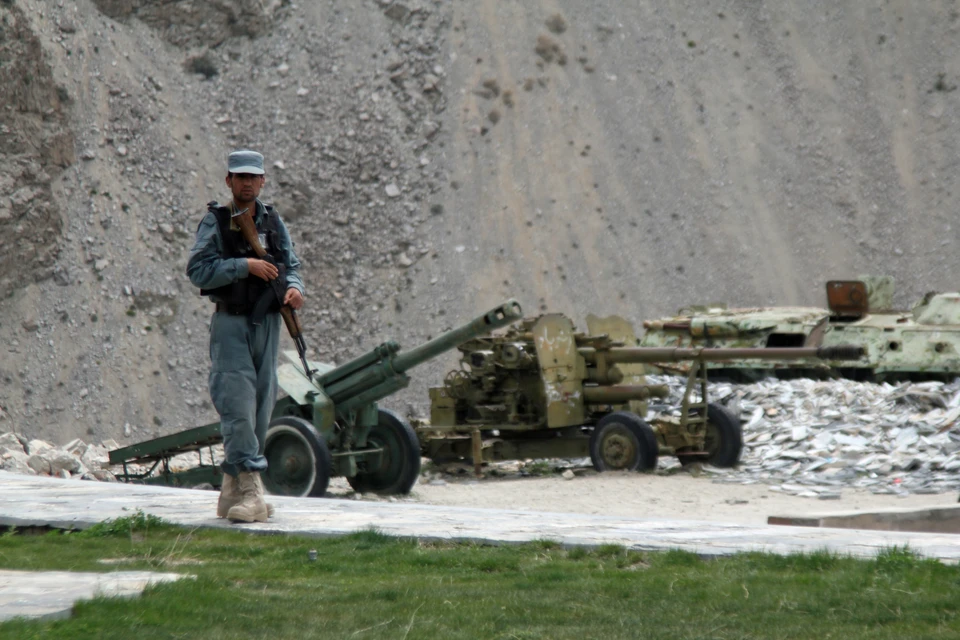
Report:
247,258,279,281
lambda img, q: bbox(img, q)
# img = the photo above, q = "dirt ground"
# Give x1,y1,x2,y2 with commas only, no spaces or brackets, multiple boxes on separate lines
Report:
327,471,959,526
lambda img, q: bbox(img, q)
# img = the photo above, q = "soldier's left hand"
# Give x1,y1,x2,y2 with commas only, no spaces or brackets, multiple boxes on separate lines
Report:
284,288,304,310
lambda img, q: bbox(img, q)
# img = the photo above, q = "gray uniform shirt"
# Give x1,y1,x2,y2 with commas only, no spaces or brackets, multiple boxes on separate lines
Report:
186,199,304,297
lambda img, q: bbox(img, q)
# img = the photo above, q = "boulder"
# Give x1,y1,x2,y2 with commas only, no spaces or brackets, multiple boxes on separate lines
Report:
27,449,83,476
91,469,118,482
27,454,50,475
64,438,88,457
47,450,84,476
0,450,35,475
0,432,25,454
81,444,110,471
26,439,54,455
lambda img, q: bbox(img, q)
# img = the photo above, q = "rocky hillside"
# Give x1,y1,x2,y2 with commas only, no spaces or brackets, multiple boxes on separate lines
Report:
3,0,960,445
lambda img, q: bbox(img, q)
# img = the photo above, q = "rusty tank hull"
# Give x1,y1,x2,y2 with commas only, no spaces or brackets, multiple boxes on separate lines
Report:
639,276,960,382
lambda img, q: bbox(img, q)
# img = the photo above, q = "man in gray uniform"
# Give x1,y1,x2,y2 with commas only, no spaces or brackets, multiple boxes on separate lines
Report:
187,150,304,523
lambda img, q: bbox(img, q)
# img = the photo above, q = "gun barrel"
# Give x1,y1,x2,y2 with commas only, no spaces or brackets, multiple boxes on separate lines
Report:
582,384,670,404
581,345,864,364
641,320,742,338
393,300,523,373
321,300,522,414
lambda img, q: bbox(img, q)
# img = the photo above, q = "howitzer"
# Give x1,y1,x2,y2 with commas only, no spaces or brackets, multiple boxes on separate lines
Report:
422,313,865,474
110,299,524,496
232,207,313,380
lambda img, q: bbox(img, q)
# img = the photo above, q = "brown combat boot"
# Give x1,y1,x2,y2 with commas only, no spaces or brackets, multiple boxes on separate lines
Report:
216,473,240,518
226,471,269,523
218,473,274,519
256,474,275,518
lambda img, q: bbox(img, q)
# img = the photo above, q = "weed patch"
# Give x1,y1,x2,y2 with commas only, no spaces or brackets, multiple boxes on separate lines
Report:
76,509,169,539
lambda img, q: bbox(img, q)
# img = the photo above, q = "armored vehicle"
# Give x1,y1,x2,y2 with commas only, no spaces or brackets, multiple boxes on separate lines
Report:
640,276,960,382
420,313,861,473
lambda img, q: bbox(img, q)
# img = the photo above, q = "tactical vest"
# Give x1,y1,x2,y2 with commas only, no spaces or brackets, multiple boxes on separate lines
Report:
199,201,287,314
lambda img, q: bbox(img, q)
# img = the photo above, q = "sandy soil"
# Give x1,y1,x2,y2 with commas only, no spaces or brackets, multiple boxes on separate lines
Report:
330,471,959,526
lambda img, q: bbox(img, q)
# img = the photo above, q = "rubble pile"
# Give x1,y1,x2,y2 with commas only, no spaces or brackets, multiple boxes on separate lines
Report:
0,432,115,481
0,429,222,484
652,376,960,498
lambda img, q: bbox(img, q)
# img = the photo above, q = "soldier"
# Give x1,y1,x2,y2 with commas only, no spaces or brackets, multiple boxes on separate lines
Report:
186,149,304,523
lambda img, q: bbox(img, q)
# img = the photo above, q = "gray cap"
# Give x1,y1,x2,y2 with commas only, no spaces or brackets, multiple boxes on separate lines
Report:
228,149,265,175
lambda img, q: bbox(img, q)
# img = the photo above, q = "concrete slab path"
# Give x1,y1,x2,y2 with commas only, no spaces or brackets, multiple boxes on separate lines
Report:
0,471,957,562
0,569,190,622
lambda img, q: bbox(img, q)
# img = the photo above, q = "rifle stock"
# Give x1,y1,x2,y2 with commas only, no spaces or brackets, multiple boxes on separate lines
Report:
280,306,302,335
233,207,313,379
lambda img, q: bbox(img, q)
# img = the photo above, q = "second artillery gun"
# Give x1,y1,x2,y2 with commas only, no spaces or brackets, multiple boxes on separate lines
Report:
110,300,524,496
420,313,863,473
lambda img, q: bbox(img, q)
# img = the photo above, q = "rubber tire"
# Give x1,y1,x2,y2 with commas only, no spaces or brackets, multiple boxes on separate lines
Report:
589,411,659,472
347,409,421,495
701,402,743,468
262,416,332,497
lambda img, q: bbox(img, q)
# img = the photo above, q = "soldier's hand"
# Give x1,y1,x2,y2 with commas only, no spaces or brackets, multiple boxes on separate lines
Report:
247,258,279,281
284,287,304,310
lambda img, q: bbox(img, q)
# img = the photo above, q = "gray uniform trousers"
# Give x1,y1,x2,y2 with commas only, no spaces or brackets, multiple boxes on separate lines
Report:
208,311,280,477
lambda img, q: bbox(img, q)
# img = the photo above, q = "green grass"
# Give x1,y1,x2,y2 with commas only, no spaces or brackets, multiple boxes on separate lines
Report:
0,515,958,639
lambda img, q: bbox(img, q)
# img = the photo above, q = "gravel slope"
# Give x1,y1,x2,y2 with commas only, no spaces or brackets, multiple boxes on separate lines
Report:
3,0,960,446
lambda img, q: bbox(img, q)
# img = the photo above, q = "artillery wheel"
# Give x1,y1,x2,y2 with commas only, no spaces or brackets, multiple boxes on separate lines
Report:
679,403,742,468
262,417,332,497
589,411,658,472
347,409,421,495
702,403,742,467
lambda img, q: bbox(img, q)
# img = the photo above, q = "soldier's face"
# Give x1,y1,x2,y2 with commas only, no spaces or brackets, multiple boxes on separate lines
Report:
226,173,265,203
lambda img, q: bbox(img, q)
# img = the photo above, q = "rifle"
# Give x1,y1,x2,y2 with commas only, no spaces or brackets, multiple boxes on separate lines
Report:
232,207,314,381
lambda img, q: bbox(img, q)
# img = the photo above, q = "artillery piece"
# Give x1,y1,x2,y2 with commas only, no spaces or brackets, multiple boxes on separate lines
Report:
110,299,524,496
420,313,863,473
